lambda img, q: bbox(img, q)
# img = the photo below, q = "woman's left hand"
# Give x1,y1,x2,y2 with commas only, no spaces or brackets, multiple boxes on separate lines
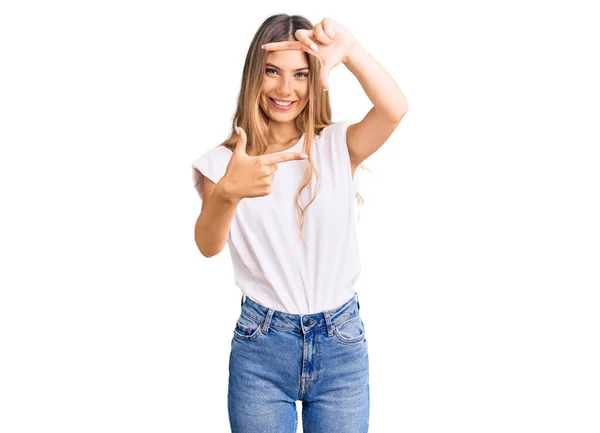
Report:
262,18,358,91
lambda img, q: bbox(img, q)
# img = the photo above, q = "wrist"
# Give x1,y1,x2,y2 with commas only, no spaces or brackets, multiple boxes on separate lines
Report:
342,39,363,64
215,178,241,204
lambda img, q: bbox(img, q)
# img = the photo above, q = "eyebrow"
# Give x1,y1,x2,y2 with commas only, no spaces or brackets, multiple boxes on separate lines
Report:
266,63,309,72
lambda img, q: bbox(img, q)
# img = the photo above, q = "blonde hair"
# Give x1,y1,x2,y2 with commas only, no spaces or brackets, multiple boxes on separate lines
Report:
217,13,364,246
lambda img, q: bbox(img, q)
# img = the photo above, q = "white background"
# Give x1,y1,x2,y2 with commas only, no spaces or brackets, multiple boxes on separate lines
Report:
1,0,599,432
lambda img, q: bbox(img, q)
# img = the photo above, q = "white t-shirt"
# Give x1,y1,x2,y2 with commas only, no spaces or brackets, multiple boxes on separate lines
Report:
192,121,362,314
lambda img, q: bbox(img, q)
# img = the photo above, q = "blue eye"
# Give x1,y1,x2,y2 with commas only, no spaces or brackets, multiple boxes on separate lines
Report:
266,68,309,78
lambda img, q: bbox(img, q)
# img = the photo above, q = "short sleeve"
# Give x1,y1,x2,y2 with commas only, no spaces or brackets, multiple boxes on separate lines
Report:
191,146,233,202
327,121,361,196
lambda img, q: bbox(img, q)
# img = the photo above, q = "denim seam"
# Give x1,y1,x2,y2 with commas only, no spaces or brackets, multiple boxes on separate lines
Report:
239,316,360,336
333,327,365,344
232,324,263,340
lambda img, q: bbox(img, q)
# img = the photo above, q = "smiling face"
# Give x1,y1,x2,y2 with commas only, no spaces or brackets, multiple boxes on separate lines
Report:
259,50,310,124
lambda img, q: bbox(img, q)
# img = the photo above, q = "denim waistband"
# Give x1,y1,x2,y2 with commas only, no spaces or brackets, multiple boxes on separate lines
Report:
239,292,361,335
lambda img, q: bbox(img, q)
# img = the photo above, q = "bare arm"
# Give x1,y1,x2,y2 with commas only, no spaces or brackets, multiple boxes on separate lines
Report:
343,42,407,168
193,125,307,258
194,176,240,258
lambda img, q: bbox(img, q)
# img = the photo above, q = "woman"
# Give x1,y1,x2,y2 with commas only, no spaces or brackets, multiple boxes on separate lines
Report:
192,14,407,433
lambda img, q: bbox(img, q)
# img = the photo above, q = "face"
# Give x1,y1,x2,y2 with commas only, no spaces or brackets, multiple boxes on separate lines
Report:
259,50,310,123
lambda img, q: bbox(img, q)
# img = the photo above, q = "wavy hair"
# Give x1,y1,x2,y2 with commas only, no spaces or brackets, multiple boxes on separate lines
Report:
217,13,364,246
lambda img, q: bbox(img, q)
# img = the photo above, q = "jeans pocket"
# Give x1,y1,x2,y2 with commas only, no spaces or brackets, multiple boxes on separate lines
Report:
333,313,366,344
233,312,264,341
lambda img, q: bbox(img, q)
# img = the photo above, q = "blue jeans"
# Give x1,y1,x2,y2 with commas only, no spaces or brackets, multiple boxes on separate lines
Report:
228,292,370,432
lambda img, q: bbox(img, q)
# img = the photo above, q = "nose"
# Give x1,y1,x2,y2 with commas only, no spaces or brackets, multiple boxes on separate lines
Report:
277,75,293,96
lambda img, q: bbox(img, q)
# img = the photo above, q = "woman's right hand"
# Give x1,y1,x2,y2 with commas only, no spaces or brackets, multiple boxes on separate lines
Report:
221,126,308,201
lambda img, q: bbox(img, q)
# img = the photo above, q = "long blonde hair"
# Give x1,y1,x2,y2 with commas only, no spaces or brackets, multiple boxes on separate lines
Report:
217,13,364,246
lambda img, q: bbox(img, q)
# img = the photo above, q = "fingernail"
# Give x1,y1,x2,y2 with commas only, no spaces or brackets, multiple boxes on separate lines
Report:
311,44,318,51
261,45,265,49
301,154,308,159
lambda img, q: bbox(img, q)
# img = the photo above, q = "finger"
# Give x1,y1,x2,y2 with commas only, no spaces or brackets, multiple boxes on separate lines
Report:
262,40,306,52
319,66,330,91
262,39,316,55
260,151,308,164
321,19,336,39
263,33,319,54
295,29,320,52
234,126,247,155
296,30,319,52
313,23,332,45
258,164,277,177
294,29,320,52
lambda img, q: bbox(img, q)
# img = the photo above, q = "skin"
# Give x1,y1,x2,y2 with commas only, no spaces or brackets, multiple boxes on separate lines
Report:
199,49,311,214
197,18,408,257
259,50,310,153
263,18,408,177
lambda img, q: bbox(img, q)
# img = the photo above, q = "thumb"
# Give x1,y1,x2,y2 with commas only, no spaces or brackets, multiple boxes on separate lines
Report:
319,67,330,91
233,126,247,156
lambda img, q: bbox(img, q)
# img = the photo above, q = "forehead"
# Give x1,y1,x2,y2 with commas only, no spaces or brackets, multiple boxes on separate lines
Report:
265,50,309,69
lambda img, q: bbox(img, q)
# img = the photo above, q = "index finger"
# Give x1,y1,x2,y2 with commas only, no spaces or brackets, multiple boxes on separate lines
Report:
259,152,308,164
262,40,306,52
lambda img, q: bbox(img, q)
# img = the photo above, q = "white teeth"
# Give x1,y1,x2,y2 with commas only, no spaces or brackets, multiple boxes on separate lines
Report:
272,99,293,107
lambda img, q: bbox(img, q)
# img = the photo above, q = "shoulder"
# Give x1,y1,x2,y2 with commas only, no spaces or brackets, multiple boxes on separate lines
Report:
317,121,354,149
192,145,232,169
319,121,353,138
191,145,233,200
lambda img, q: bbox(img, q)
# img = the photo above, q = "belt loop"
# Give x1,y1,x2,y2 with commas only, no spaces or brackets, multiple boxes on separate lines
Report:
323,310,334,336
261,308,275,334
241,293,245,307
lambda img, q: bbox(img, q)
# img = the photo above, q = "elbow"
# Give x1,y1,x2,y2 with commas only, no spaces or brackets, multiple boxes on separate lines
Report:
199,248,215,258
195,234,212,258
196,239,216,258
382,107,407,123
194,216,226,258
391,98,408,122
198,245,219,259
196,238,223,258
392,107,408,122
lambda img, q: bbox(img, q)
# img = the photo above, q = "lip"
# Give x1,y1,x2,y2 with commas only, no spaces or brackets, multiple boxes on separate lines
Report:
269,97,297,111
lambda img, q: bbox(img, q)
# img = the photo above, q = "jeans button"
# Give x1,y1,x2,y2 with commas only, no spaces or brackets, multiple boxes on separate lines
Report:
303,317,310,326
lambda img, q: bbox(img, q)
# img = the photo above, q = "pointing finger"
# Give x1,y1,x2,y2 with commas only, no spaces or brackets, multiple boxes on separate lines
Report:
260,151,308,165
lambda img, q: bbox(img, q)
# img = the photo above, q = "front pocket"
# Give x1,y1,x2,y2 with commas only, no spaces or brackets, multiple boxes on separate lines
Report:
333,314,366,344
233,313,264,341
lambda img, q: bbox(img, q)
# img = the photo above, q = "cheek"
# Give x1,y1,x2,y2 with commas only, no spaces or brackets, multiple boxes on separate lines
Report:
259,85,270,102
297,85,307,99
260,80,271,94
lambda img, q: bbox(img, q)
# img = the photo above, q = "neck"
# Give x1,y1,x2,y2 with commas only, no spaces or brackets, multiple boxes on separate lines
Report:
267,123,302,147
